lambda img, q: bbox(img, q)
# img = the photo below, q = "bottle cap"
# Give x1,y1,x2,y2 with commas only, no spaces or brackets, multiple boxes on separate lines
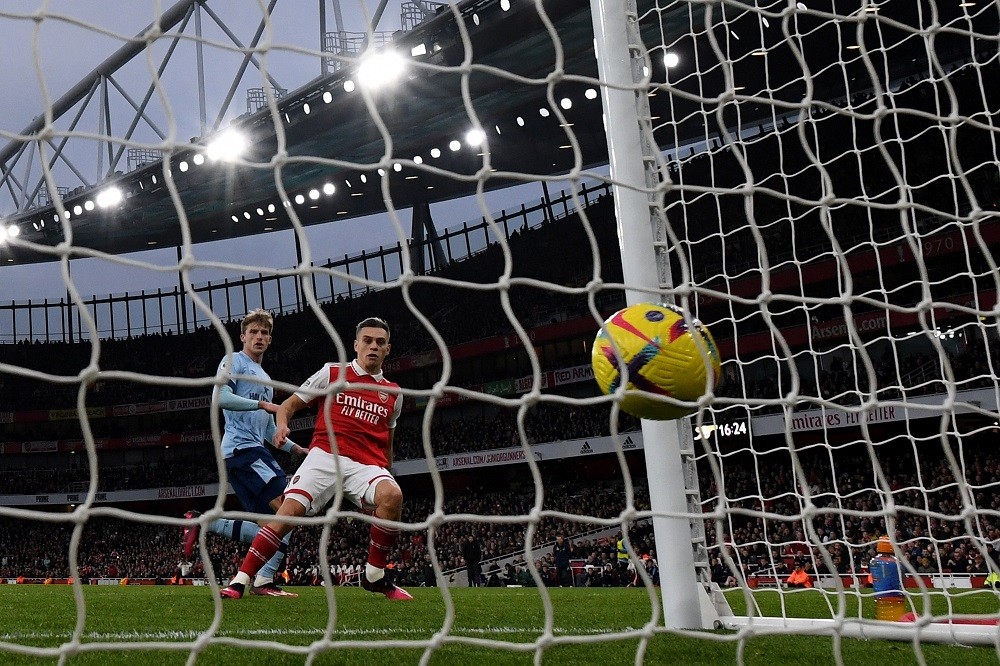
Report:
876,536,893,554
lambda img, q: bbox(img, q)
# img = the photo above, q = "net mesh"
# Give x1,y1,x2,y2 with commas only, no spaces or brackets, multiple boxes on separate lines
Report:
0,0,999,662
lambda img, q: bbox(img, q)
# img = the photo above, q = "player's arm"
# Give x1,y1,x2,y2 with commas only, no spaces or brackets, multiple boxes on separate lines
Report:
264,414,307,456
214,384,280,413
274,394,308,447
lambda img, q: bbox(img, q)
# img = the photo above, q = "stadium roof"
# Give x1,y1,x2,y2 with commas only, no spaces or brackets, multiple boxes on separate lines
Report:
3,0,992,264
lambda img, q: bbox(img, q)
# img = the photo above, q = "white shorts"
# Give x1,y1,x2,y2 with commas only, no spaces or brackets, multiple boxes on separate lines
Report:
284,447,396,516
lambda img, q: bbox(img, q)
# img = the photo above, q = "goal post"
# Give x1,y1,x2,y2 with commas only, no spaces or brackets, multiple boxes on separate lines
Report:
590,0,719,630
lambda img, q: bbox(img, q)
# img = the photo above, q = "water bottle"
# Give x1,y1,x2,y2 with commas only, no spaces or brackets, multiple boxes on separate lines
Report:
870,536,906,621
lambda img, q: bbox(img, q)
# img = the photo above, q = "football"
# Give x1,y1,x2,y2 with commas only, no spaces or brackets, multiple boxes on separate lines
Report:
591,302,722,420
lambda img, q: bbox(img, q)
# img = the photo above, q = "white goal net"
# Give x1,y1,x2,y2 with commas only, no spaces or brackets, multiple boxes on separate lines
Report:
0,0,999,663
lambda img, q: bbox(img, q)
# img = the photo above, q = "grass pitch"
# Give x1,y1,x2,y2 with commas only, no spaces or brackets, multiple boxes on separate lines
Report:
0,585,997,664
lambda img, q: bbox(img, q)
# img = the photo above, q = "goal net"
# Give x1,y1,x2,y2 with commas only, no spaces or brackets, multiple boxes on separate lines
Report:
0,0,999,662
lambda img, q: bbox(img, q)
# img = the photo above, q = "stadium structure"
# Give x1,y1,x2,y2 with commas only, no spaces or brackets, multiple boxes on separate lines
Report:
1,0,999,661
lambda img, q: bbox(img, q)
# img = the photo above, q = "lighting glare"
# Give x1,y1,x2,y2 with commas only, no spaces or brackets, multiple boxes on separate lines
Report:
465,128,486,146
323,182,335,195
193,153,205,165
7,225,18,238
206,129,248,162
449,140,461,151
344,80,356,93
84,201,95,211
357,51,407,90
96,186,124,208
664,52,680,68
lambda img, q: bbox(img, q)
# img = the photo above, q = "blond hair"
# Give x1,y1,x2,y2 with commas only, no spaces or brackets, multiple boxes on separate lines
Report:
241,308,273,334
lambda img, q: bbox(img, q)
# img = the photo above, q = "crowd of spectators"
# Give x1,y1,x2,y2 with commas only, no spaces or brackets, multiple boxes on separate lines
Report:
1,434,997,588
704,441,1000,585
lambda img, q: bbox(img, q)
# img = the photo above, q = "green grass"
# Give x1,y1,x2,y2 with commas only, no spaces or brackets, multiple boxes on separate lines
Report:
0,585,997,664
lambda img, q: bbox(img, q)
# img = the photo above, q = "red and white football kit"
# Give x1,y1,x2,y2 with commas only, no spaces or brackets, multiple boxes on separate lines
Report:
284,359,402,515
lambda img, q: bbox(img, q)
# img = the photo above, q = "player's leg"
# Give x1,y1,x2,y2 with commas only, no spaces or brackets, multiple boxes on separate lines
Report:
222,448,333,599
344,461,411,601
247,468,296,595
221,498,304,599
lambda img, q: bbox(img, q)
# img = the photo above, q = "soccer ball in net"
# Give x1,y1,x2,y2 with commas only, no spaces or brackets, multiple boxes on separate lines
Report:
591,303,722,420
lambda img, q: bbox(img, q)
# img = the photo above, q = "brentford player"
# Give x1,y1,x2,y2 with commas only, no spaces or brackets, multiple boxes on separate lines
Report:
220,317,411,600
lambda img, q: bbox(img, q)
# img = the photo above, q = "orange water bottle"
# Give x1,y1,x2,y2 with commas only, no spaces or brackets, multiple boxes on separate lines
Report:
870,536,906,621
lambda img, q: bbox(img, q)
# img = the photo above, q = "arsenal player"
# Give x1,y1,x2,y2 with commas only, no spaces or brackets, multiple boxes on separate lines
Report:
220,316,411,600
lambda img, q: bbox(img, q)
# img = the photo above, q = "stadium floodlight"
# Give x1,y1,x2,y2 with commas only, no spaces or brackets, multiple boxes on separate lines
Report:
357,50,407,90
8,224,18,238
500,0,511,10
560,97,572,110
267,203,276,213
430,148,441,158
344,80,356,93
192,153,205,166
410,43,427,57
585,88,598,99
413,155,423,164
449,139,462,152
73,205,82,216
84,200,95,211
303,103,311,115
96,186,124,208
309,189,320,200
323,183,335,195
323,91,333,103
206,129,248,162
516,116,525,126
393,163,402,172
664,52,680,68
465,129,486,147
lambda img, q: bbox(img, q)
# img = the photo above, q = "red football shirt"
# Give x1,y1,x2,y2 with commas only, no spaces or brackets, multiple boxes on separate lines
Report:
295,359,401,467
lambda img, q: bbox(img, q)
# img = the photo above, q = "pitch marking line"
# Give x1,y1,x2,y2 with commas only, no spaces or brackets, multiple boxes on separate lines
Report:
0,626,634,642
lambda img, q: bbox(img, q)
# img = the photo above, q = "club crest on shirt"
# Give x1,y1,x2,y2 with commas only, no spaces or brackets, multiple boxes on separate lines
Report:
378,391,389,403
292,475,300,484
